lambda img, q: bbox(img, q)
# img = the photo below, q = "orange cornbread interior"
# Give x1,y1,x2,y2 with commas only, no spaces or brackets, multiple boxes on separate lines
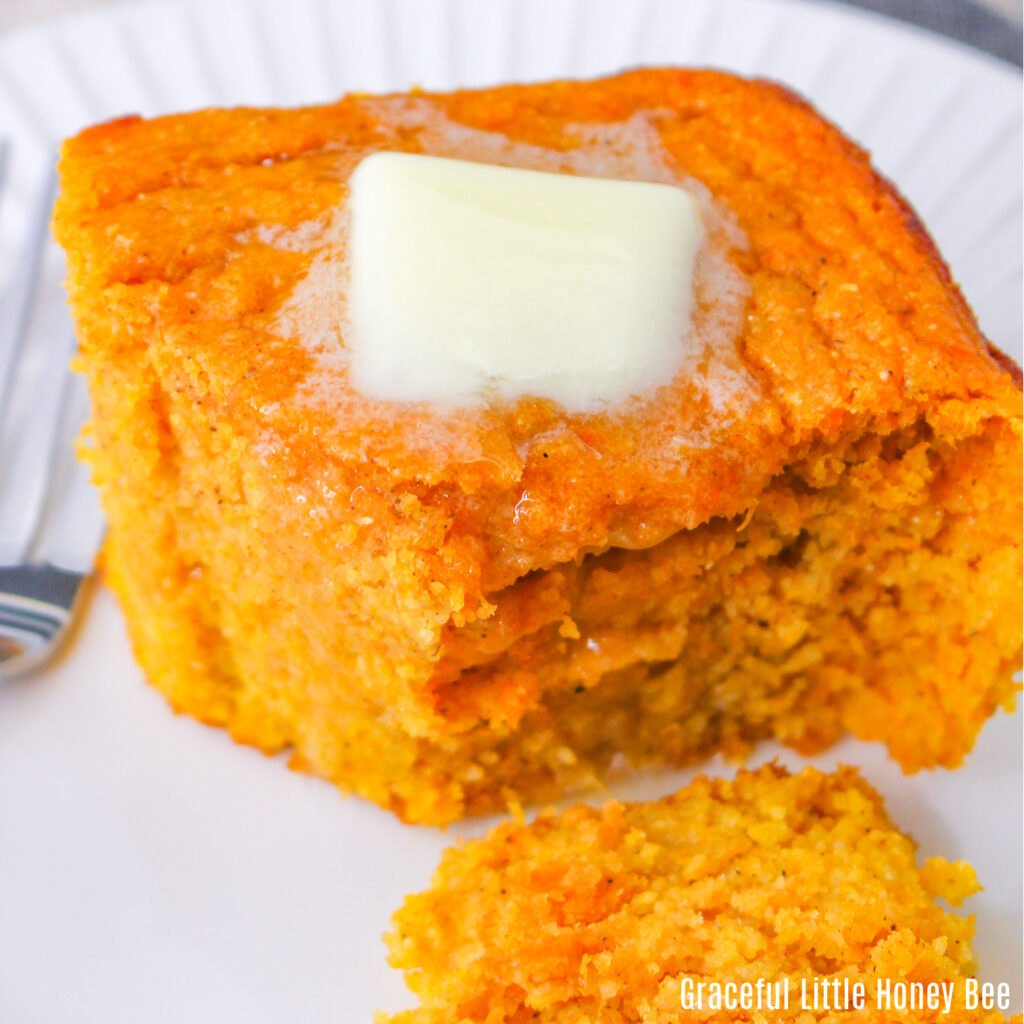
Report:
381,765,1010,1024
53,70,1022,823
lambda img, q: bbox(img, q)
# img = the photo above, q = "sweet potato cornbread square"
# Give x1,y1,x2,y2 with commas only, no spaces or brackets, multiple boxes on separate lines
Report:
54,70,1021,823
381,766,1009,1024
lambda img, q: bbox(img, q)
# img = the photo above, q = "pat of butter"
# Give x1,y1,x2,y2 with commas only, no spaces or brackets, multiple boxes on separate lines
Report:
346,153,703,411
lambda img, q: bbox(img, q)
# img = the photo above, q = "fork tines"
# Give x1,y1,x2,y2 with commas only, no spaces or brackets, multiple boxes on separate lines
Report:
0,143,104,677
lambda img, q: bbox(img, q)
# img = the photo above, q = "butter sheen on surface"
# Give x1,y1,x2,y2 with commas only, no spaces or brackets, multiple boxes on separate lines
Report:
346,153,703,412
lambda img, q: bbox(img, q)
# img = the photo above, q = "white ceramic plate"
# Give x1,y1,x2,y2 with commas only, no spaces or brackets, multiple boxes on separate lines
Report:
0,1,1020,1020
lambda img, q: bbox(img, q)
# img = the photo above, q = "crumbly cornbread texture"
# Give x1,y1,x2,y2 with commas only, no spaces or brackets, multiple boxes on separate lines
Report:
54,70,1022,823
382,766,1009,1024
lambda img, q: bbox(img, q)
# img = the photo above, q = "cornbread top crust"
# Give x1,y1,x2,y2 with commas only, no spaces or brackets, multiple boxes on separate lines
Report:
383,765,1005,1023
55,69,1021,598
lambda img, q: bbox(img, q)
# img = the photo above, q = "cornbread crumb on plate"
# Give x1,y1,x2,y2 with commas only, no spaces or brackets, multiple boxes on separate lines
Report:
381,765,1011,1024
53,69,1022,824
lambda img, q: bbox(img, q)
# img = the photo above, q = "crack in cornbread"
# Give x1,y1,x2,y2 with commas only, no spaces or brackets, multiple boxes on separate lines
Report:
54,70,1022,823
380,765,1011,1023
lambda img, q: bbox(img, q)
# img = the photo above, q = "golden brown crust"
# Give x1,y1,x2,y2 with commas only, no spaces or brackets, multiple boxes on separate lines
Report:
763,78,1022,387
56,71,1021,596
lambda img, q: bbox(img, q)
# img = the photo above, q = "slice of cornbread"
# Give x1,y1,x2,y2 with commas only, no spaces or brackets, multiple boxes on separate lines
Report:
54,69,1021,823
381,766,1009,1024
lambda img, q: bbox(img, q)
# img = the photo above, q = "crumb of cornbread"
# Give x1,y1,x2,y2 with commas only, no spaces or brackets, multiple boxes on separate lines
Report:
53,69,1022,824
920,857,981,908
380,765,1010,1024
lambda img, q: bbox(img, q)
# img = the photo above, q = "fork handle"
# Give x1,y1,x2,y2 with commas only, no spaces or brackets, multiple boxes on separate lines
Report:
0,565,88,679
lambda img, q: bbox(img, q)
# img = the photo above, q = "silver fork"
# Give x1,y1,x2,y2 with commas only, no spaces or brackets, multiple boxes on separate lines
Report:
0,141,105,678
